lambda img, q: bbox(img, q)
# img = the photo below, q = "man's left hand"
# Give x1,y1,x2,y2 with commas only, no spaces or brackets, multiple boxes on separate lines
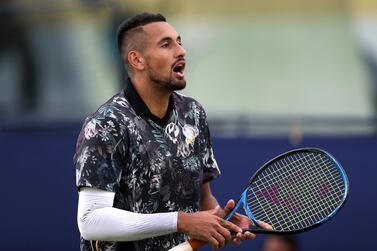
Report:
222,199,272,245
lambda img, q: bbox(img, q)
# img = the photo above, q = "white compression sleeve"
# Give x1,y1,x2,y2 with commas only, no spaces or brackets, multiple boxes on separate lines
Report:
77,188,178,241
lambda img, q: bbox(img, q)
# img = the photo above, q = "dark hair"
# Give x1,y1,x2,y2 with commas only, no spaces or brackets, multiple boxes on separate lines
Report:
116,12,166,52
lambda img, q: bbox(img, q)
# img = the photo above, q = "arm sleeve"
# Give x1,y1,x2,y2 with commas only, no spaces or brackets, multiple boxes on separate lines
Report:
77,188,178,241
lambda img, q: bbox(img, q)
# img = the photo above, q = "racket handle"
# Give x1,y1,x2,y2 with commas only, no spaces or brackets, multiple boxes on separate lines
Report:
168,239,206,251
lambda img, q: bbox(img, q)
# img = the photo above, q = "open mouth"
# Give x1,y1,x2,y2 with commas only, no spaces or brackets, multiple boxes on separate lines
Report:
172,61,185,79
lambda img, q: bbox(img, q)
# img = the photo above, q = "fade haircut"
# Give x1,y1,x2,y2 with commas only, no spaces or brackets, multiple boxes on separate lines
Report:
116,13,167,72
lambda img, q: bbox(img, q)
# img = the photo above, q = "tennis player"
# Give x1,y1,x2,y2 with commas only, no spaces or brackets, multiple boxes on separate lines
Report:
74,12,266,251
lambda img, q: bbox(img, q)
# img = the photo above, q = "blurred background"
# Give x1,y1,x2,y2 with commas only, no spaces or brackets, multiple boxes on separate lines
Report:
0,0,376,250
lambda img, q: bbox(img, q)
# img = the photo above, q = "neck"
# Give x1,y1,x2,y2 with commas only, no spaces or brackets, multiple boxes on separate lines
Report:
131,75,171,119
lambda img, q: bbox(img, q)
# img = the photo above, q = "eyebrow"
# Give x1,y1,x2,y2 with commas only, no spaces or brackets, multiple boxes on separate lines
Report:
157,35,182,45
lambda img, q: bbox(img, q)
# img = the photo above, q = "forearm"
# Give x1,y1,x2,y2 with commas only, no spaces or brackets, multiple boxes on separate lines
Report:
200,193,219,211
199,182,220,211
77,188,177,241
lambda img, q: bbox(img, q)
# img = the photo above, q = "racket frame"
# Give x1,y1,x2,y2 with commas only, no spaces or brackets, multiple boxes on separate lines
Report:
225,147,349,234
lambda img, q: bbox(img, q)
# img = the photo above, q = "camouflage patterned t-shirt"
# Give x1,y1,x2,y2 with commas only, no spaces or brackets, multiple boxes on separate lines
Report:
74,79,220,251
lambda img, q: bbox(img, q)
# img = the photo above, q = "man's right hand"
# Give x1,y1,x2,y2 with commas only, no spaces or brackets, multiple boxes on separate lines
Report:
177,206,242,249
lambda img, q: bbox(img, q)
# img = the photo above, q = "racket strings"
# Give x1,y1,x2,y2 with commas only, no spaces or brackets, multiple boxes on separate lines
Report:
249,163,325,230
277,155,343,229
258,153,342,229
258,154,344,230
249,162,317,230
280,155,343,224
246,152,346,231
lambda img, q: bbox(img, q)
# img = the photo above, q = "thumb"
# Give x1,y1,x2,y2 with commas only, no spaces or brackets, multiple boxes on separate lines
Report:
223,199,235,215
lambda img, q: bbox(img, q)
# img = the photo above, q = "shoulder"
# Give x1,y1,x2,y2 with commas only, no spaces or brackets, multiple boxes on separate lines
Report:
172,92,206,114
80,92,133,138
94,92,131,119
89,91,135,123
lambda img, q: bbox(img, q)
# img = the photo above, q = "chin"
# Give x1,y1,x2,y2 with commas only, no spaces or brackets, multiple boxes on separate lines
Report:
171,80,186,91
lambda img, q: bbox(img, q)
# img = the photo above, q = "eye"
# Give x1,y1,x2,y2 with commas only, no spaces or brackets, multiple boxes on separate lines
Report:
161,42,169,48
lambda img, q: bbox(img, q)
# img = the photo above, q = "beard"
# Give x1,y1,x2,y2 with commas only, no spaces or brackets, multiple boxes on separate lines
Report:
146,63,186,91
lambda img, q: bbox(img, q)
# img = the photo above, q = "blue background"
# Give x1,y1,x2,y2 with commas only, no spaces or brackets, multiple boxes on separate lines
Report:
0,123,375,251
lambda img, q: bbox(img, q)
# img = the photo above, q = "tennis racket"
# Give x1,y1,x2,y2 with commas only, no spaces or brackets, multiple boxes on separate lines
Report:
169,148,349,251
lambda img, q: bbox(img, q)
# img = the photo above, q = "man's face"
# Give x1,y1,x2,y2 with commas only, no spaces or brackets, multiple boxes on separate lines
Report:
140,22,187,91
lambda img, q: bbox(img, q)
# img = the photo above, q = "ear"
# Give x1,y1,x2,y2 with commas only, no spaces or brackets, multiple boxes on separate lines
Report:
128,51,145,71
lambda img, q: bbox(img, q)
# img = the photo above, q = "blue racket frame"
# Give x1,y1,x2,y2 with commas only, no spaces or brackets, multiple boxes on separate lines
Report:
224,148,349,234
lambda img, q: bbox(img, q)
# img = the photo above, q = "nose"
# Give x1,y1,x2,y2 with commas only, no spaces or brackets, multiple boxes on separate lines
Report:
176,43,186,58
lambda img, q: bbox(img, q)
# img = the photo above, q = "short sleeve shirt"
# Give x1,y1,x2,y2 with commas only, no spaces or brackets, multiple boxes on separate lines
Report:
74,79,220,251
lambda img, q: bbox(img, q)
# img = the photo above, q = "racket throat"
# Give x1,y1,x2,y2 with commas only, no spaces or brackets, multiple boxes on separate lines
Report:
225,191,261,229
224,192,253,221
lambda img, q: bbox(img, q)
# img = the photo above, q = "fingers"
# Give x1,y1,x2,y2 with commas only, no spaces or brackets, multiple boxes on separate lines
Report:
230,219,272,246
236,231,256,240
208,216,243,249
180,205,269,249
208,236,221,249
222,199,235,216
211,229,227,249
257,220,273,230
180,210,235,249
232,237,242,246
205,218,231,249
219,218,242,234
232,231,256,246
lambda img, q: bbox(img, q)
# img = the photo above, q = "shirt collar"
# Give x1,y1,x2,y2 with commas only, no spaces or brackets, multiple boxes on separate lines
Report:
123,77,175,125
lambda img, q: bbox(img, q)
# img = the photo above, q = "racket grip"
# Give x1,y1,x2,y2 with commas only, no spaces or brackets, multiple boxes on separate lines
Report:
168,239,206,251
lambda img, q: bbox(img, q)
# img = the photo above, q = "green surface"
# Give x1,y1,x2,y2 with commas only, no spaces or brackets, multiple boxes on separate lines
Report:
173,15,373,119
